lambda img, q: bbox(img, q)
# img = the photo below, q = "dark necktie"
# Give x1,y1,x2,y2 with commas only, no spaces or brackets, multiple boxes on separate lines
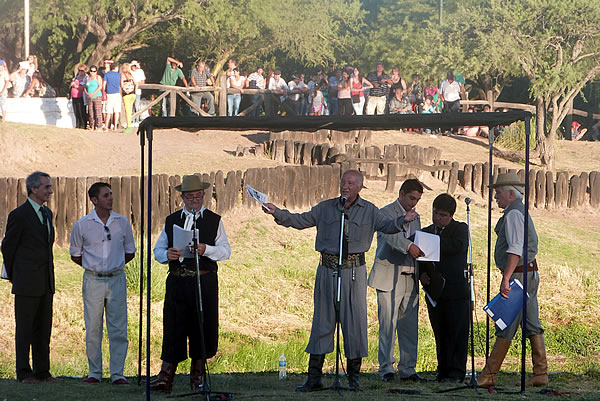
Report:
40,206,51,242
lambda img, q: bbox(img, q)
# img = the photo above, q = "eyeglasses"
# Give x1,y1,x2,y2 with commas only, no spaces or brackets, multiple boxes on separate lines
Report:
79,69,86,72
183,195,203,201
104,226,111,241
90,69,97,72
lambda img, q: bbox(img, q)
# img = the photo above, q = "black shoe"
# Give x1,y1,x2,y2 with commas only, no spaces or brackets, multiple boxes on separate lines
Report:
382,372,395,382
295,376,323,392
401,373,428,382
346,357,362,391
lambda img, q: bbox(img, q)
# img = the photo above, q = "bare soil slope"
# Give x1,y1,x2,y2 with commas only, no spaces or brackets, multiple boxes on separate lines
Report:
1,122,598,178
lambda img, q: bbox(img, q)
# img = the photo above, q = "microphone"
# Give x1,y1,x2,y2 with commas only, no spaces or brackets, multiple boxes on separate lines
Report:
465,197,471,205
340,195,348,204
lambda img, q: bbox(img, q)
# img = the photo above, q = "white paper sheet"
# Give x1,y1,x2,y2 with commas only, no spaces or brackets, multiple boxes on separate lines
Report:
246,184,269,209
173,225,200,259
414,230,440,262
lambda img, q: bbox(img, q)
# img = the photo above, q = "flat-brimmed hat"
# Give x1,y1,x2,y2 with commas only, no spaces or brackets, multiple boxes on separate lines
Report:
489,172,524,189
175,175,211,192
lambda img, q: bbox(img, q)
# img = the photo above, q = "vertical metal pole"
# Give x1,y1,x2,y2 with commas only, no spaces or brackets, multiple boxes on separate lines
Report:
145,125,154,401
24,0,30,58
486,125,494,359
137,128,145,385
520,116,532,392
439,0,443,25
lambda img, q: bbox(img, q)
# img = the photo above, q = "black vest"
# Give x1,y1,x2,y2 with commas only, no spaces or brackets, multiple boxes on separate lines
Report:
165,209,221,272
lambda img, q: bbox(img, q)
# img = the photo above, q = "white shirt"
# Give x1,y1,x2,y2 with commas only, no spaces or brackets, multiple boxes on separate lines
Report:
247,72,265,89
440,80,461,102
288,80,307,101
132,68,146,95
70,210,136,273
268,77,289,102
153,206,231,264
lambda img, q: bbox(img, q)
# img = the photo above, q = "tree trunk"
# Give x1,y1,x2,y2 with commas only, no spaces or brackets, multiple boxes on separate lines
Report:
534,96,555,171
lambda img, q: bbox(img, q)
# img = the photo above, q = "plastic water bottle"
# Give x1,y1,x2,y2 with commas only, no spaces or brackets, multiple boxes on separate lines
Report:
278,353,287,379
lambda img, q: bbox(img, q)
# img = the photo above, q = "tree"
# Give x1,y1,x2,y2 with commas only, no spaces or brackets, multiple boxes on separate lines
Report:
147,0,365,78
449,0,600,169
24,0,188,87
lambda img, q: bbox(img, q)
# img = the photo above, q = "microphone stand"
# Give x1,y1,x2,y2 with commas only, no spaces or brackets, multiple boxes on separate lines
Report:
322,197,352,394
438,199,488,394
169,209,233,400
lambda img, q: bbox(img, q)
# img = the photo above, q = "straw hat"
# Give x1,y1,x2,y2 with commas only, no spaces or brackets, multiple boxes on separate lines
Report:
175,175,211,192
489,172,524,189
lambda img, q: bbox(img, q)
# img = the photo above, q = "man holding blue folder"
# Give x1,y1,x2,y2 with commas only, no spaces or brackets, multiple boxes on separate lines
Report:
478,172,548,387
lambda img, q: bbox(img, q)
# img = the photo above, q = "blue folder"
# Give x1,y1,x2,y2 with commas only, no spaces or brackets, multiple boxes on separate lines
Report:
483,279,529,331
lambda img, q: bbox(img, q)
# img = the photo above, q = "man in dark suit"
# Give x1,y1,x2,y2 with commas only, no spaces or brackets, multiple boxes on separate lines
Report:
419,193,469,382
1,171,62,383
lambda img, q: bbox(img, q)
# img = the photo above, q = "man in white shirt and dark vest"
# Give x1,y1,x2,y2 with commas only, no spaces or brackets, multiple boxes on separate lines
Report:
478,172,548,387
70,182,136,385
151,175,231,393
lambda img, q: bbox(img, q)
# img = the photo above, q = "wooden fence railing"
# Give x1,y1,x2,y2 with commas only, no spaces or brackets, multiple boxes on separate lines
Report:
0,165,341,247
134,80,600,125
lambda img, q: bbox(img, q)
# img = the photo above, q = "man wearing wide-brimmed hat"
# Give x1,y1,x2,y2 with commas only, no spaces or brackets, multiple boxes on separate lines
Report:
151,175,231,393
478,172,548,387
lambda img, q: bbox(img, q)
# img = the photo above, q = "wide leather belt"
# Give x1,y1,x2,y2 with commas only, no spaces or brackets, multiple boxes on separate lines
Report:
514,260,538,273
86,269,123,278
170,267,212,277
320,253,366,269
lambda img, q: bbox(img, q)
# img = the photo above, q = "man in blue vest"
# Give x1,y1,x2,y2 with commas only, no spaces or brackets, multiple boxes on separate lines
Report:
151,175,231,393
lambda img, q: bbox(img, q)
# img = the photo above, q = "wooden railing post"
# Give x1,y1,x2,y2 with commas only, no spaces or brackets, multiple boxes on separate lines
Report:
219,75,227,116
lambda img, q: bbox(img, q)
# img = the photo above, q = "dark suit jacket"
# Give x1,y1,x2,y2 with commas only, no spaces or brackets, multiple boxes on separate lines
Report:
1,200,55,296
421,219,468,300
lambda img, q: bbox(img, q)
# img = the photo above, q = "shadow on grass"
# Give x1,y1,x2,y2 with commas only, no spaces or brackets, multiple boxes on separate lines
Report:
1,371,599,401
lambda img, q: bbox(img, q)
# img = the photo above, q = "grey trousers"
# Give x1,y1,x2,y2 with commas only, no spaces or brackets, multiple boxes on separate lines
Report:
376,273,419,378
305,264,368,359
496,271,544,340
83,271,128,381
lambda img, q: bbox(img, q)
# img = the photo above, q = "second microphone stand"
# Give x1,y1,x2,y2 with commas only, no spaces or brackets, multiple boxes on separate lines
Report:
438,199,488,394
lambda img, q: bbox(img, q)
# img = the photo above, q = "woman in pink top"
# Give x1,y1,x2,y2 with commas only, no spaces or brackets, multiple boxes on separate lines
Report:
70,63,88,129
337,70,353,116
350,67,373,115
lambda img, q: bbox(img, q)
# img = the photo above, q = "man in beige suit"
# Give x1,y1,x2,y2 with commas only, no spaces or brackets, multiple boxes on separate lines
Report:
368,179,424,382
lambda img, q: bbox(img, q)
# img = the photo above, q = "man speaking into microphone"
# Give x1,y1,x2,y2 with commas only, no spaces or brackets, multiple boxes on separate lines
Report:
263,169,417,392
151,175,231,393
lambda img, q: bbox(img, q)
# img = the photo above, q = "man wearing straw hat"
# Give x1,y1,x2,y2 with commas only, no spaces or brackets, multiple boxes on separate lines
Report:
479,172,548,387
151,175,231,393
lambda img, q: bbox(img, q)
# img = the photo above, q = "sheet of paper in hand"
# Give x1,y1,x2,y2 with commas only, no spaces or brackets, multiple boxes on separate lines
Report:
173,224,200,259
414,230,440,262
246,184,269,209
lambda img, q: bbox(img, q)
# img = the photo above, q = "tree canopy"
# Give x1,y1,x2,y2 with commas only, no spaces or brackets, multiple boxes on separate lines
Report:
2,0,600,168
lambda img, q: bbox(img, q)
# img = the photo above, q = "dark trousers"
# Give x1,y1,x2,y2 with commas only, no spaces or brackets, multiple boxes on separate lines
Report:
161,272,218,363
338,98,354,115
72,97,87,128
443,99,461,113
264,94,282,118
426,296,469,380
15,293,53,381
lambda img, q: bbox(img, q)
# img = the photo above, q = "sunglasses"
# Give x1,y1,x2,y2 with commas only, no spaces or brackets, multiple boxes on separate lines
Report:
104,226,111,241
90,69,97,72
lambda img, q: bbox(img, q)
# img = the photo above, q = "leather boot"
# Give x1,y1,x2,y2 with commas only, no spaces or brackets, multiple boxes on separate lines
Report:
190,359,205,391
346,357,362,391
295,354,325,392
478,337,511,386
149,361,178,393
526,334,548,387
